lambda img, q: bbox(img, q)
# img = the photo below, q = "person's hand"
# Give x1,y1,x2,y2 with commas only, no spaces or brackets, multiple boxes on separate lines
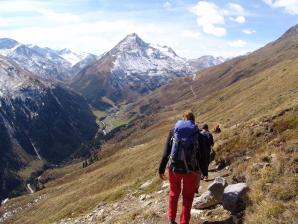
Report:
159,173,167,180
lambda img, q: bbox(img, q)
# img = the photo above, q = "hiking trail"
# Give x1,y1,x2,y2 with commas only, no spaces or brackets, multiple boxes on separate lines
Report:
57,162,233,224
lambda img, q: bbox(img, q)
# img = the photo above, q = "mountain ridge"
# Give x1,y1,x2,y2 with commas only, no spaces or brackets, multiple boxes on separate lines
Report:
71,33,224,110
0,38,98,80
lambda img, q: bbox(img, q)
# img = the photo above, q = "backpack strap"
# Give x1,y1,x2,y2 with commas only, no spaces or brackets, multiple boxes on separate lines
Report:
181,146,190,173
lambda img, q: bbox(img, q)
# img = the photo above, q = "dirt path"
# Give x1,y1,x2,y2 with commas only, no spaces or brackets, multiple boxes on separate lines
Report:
57,163,232,224
182,79,196,98
190,85,197,98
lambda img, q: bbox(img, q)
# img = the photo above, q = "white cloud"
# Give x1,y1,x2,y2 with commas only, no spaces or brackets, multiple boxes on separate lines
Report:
163,1,172,9
227,3,245,15
228,40,247,47
190,1,247,36
182,30,201,39
242,29,256,34
263,0,298,15
0,0,54,13
38,9,82,23
230,16,246,24
189,1,226,36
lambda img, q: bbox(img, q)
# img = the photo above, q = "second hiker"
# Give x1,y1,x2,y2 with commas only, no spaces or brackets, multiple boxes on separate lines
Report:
200,123,214,181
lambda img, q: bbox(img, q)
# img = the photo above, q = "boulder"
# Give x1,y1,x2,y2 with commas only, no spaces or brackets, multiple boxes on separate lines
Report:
223,183,248,214
193,177,227,209
193,190,218,209
208,177,228,201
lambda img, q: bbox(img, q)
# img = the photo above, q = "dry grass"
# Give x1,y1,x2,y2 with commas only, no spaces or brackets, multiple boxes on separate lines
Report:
18,160,45,181
212,111,298,224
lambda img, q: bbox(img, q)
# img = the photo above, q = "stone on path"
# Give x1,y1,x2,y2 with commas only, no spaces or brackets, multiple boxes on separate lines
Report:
223,183,248,215
193,177,227,209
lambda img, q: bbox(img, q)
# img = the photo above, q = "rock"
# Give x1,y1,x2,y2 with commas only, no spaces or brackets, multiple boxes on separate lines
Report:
191,208,204,216
193,177,228,209
139,194,148,201
252,162,270,171
193,191,218,209
140,180,153,189
244,156,252,161
142,200,153,207
223,183,248,214
161,181,169,189
208,177,228,201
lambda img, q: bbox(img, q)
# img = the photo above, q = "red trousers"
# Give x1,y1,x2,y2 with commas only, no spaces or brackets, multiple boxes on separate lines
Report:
168,169,199,224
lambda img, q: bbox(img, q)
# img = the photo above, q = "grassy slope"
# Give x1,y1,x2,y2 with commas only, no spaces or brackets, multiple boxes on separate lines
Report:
1,51,297,224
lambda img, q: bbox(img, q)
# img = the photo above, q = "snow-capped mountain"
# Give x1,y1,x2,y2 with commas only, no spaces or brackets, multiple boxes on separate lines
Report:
71,53,98,75
0,55,98,200
71,33,197,109
28,44,72,67
57,48,96,66
108,33,194,79
0,38,73,80
0,38,98,81
71,33,225,109
0,55,51,99
188,55,225,71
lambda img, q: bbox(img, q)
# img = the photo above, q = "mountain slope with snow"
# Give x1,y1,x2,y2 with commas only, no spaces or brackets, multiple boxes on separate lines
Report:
188,55,225,71
71,33,222,109
0,55,98,200
57,48,96,66
0,38,99,81
71,53,98,75
0,38,74,80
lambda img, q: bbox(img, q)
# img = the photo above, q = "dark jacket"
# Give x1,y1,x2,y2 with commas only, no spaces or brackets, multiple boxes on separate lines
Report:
200,130,214,153
200,129,214,174
158,129,209,177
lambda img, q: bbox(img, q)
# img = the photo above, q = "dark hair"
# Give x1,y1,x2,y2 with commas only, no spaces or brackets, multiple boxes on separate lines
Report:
183,111,195,122
202,123,209,130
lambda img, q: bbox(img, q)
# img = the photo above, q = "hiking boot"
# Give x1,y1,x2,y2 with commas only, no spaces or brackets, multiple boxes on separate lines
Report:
169,221,177,224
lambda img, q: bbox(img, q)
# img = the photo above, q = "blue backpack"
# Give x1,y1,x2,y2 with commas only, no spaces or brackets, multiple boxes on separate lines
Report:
169,120,199,173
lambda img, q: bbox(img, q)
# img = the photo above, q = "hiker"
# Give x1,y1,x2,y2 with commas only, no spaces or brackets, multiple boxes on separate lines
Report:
200,124,214,181
213,124,221,134
159,111,208,224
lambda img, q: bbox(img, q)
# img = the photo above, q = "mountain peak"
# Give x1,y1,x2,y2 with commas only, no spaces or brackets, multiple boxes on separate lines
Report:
114,33,148,51
124,33,142,41
0,38,19,49
58,48,72,54
279,24,298,40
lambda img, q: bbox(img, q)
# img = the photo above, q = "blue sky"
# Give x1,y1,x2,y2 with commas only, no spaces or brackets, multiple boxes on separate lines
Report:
0,0,297,58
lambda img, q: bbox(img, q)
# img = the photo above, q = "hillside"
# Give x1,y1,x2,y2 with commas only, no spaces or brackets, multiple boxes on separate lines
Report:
126,25,298,120
0,55,98,202
0,25,297,224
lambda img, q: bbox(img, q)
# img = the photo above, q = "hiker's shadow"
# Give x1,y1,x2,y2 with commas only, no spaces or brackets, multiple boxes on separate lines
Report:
203,217,234,224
